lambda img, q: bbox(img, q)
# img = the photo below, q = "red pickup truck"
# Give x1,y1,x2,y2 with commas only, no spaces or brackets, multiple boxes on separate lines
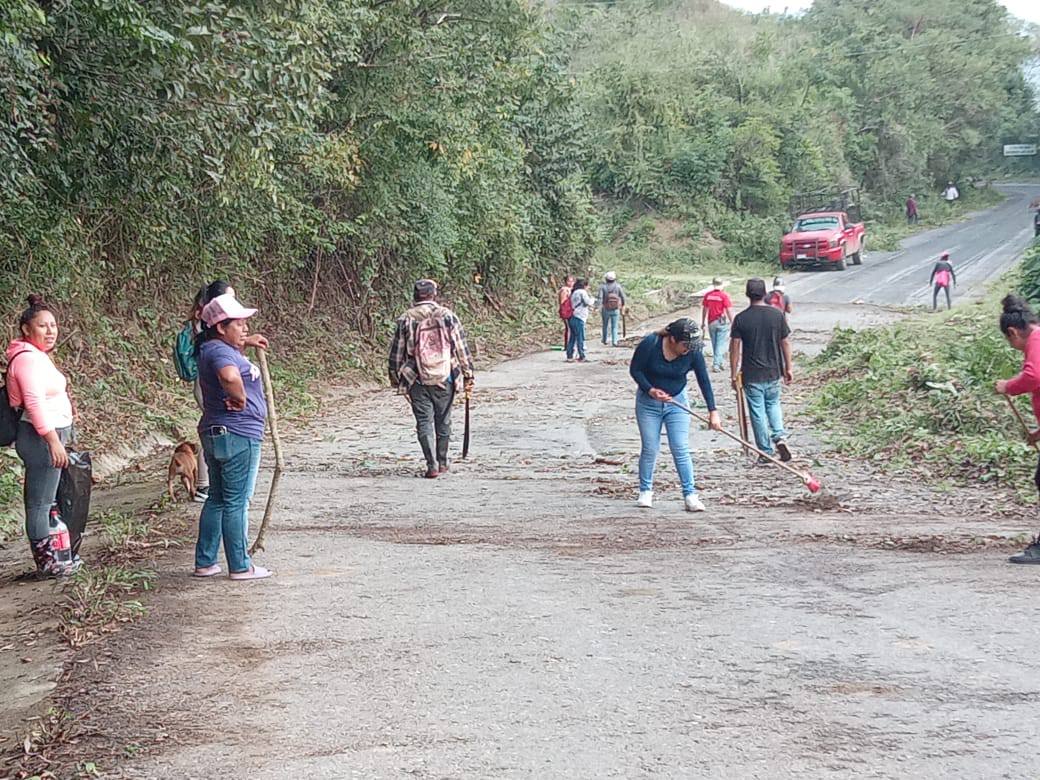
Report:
779,211,866,271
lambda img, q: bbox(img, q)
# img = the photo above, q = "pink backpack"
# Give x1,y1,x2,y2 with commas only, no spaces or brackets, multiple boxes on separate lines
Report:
413,308,453,385
934,269,951,288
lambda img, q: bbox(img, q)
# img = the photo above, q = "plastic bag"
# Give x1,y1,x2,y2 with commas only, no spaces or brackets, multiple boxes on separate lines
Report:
57,450,92,556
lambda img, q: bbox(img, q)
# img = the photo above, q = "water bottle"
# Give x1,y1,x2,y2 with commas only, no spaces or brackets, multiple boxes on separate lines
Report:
48,505,73,568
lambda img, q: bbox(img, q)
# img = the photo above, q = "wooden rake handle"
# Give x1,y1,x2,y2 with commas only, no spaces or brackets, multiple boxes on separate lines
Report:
250,348,285,555
1004,394,1040,452
667,398,818,489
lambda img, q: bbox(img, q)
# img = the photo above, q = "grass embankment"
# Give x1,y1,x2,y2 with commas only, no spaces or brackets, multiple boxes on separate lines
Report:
809,250,1040,495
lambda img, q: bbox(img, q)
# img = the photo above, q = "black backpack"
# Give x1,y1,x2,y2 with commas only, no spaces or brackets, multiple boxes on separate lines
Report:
0,351,30,446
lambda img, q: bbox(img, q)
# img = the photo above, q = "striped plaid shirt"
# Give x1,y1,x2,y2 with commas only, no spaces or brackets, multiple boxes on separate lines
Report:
388,301,475,391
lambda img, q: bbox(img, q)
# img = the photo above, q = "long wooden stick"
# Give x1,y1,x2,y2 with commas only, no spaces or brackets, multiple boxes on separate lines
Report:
250,349,284,554
668,399,821,492
1005,395,1040,452
735,372,750,458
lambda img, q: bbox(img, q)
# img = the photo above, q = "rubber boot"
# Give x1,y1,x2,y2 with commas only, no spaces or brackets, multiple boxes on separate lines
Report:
1009,535,1040,565
29,537,73,577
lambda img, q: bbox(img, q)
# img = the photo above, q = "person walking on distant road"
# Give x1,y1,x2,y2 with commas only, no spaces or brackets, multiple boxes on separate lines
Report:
767,277,792,317
566,279,594,362
730,278,794,463
929,251,957,311
943,181,959,203
700,277,733,373
557,275,575,351
995,294,1040,564
389,279,475,479
906,194,919,225
597,272,626,347
629,318,721,512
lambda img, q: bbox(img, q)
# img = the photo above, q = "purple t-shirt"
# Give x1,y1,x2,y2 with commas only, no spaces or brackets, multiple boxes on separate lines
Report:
197,340,267,441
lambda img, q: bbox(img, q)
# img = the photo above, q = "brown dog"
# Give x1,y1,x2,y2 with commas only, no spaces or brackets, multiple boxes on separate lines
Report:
167,442,198,501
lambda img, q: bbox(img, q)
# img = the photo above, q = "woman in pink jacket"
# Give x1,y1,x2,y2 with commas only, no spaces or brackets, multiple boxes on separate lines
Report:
5,295,76,576
996,294,1040,565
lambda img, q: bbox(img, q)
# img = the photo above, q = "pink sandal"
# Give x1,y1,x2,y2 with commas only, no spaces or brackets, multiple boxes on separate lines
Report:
193,565,221,578
229,565,272,581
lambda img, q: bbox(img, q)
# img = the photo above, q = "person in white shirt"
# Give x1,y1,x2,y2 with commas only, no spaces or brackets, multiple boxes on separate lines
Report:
566,279,595,362
943,181,959,202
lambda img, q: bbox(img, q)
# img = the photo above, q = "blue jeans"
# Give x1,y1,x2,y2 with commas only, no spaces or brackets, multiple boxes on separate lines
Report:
708,319,729,370
195,429,262,573
743,380,787,455
601,309,620,346
566,316,587,359
635,389,696,496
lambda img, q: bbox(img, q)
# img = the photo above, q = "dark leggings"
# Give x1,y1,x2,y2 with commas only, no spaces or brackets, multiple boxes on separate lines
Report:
15,422,72,540
933,284,951,310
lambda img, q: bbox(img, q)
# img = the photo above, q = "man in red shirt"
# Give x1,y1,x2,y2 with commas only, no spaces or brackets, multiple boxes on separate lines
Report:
700,277,734,372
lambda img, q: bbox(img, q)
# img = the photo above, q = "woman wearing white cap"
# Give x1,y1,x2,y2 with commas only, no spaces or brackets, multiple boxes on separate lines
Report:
193,292,271,580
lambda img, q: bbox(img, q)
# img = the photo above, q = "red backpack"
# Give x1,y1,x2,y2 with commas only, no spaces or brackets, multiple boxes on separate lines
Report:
558,290,574,320
934,269,951,288
767,290,786,312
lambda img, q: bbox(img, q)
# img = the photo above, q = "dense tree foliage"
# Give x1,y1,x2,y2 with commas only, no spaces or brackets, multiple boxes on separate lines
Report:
0,0,1037,332
0,0,597,328
567,0,1039,214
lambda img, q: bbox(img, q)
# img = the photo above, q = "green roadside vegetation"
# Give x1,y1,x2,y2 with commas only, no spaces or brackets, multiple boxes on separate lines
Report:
0,0,1037,520
808,241,1040,496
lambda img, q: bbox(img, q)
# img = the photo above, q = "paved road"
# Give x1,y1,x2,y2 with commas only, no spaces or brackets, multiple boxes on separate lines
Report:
784,183,1040,307
73,316,1036,779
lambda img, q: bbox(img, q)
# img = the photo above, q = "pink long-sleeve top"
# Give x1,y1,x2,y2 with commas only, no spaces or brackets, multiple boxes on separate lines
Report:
4,340,73,436
1005,328,1040,425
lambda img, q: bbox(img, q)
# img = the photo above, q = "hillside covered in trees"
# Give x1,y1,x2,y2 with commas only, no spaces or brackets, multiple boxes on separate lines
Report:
0,0,1038,441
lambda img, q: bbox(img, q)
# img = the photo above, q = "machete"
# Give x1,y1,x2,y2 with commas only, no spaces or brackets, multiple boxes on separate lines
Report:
461,387,472,459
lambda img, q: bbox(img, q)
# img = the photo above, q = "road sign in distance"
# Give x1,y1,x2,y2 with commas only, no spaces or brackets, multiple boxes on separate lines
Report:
1003,144,1037,157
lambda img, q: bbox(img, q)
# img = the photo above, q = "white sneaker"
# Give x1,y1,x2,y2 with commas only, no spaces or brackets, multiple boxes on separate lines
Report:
684,494,706,512
636,490,654,508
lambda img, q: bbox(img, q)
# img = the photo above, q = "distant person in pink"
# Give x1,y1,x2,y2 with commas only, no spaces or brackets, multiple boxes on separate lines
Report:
929,252,957,311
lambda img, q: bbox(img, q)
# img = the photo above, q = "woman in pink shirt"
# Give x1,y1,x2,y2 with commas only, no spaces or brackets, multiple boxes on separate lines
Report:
995,294,1040,564
5,295,76,576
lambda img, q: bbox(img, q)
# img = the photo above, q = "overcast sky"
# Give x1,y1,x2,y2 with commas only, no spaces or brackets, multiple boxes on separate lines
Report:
719,0,1040,25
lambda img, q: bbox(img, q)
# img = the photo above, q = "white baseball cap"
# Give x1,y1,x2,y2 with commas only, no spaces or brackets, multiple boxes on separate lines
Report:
201,293,257,327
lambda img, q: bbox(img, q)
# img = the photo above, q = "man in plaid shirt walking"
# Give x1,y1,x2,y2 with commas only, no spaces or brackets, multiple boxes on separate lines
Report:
389,279,475,478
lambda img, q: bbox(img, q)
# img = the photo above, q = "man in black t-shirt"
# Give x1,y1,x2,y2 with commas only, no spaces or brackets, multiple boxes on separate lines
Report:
730,278,794,462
